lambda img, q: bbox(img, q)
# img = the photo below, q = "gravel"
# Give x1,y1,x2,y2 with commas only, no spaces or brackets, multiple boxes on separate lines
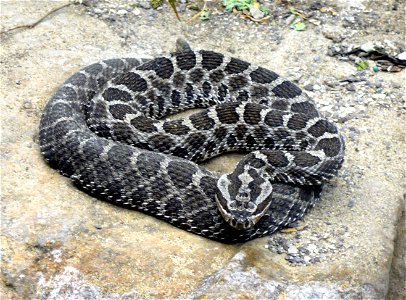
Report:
267,221,354,266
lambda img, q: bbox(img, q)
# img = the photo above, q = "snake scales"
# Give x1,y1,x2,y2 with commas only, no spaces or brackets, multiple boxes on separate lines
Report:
39,41,344,243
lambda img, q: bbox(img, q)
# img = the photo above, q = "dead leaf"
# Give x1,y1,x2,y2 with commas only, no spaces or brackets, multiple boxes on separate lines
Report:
281,225,306,233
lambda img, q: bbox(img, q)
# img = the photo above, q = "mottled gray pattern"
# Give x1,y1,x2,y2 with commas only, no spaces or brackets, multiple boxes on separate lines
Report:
39,48,344,243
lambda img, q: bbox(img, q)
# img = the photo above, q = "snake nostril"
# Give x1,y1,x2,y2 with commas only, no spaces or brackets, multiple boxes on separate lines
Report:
239,192,249,198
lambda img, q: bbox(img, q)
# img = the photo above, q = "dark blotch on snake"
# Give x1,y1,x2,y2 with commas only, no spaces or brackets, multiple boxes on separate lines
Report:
225,58,250,74
250,86,269,99
236,90,249,101
112,72,148,92
228,75,248,91
216,102,240,124
109,104,136,120
189,68,204,83
308,119,338,138
287,113,311,130
291,102,318,117
163,120,190,135
167,161,196,188
171,90,181,107
173,72,186,88
67,73,87,86
190,111,215,130
264,110,286,127
209,70,225,83
104,59,125,70
214,126,228,140
111,123,138,144
82,63,103,76
250,67,279,84
200,50,224,70
293,152,321,167
202,81,212,97
243,103,262,125
266,150,290,168
275,128,291,140
315,137,342,157
138,57,174,79
218,84,229,101
176,52,196,70
136,152,164,178
148,134,175,152
130,116,157,133
271,100,288,111
272,81,302,98
102,88,132,102
236,124,248,140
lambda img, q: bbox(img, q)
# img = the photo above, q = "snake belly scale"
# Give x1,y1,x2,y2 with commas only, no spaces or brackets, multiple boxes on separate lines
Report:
39,43,344,243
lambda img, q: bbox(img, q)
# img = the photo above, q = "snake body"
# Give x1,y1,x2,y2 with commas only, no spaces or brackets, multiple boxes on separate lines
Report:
39,43,344,243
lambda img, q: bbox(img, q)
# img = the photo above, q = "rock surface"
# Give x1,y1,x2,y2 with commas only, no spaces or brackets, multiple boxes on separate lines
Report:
1,0,404,299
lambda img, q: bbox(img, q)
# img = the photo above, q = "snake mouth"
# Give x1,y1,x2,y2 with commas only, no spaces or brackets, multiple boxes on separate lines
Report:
215,194,251,230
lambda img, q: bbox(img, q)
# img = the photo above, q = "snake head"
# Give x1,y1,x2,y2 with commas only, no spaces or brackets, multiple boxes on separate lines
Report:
215,161,273,230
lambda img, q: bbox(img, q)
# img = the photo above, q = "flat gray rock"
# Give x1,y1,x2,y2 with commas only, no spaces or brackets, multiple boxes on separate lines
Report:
1,1,404,299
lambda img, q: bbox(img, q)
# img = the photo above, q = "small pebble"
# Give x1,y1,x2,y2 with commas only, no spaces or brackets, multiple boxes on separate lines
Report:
398,51,406,60
288,256,304,264
311,257,321,263
343,16,355,24
250,6,265,20
374,81,383,88
23,100,33,109
149,11,158,18
178,4,187,12
343,75,361,83
349,132,358,140
139,1,151,9
307,244,318,253
299,246,310,255
304,84,314,91
349,127,360,134
285,14,296,25
360,41,375,52
372,94,386,100
346,83,356,92
117,9,128,15
287,246,298,254
313,84,321,91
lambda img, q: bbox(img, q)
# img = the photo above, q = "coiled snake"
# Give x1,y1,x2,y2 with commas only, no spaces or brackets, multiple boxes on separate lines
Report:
39,40,344,243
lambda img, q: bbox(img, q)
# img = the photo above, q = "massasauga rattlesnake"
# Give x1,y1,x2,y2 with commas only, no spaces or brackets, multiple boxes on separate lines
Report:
39,40,344,243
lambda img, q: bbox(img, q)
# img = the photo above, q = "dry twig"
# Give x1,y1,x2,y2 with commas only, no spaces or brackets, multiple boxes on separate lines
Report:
0,2,73,36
